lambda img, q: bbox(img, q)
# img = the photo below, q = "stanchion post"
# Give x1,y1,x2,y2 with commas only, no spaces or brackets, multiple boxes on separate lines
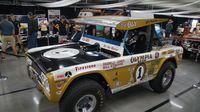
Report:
0,49,8,81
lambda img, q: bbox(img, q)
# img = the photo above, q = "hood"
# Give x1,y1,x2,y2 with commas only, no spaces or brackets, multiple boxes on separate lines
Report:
27,43,108,73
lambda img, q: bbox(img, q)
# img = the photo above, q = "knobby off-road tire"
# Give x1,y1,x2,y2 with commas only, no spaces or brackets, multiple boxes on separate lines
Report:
149,61,176,93
59,79,105,112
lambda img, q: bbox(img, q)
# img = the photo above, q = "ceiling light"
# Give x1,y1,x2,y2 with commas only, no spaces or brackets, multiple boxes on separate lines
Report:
38,0,81,8
155,10,200,15
173,15,200,19
85,0,142,9
132,0,200,13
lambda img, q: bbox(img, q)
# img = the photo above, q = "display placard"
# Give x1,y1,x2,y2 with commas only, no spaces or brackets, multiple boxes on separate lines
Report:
48,10,60,22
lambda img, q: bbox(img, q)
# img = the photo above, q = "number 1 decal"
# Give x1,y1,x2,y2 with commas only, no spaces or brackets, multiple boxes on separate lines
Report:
137,67,142,79
135,64,146,82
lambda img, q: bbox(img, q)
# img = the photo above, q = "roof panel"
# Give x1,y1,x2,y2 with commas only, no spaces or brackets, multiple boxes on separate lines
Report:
74,16,134,27
73,16,168,30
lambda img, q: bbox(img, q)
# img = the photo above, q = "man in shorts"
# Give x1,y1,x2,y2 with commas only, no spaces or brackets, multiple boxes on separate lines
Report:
0,15,17,59
10,15,23,52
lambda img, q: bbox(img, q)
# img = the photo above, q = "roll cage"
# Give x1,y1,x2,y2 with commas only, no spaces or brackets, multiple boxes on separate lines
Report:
73,16,168,56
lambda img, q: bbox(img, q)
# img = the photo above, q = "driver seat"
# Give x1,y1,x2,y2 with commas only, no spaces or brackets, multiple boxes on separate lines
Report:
134,34,147,54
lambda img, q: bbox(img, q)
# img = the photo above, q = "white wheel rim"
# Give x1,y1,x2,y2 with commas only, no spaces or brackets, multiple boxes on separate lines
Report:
75,94,97,112
162,69,173,87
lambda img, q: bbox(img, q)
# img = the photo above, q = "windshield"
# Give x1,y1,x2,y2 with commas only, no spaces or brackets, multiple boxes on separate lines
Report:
80,24,152,56
85,25,125,42
79,25,126,56
124,26,151,55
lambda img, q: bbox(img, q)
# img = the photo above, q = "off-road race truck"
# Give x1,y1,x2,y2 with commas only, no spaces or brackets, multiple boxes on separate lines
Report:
26,16,183,112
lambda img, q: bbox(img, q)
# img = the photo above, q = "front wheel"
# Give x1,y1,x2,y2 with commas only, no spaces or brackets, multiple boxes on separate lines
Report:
149,62,175,93
59,79,105,112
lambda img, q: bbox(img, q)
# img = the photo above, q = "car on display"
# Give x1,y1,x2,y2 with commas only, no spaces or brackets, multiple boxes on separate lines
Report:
26,16,183,112
173,34,200,61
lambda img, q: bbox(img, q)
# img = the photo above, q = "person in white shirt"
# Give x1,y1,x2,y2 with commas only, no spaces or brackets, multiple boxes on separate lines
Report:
39,17,49,36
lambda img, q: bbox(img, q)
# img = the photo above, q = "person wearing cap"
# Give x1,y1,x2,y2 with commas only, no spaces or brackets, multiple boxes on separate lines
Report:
0,15,17,60
52,16,60,35
27,12,38,49
165,19,173,39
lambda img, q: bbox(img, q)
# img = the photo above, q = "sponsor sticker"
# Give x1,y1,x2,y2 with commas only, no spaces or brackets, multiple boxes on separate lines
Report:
162,51,167,56
103,60,125,70
56,91,62,95
168,50,175,54
56,74,65,79
155,52,160,59
75,64,96,71
56,81,66,89
134,64,147,82
103,44,119,52
130,54,153,63
119,21,137,29
82,37,91,42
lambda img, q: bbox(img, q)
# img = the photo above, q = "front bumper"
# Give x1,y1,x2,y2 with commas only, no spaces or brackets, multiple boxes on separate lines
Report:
26,55,51,99
27,65,50,97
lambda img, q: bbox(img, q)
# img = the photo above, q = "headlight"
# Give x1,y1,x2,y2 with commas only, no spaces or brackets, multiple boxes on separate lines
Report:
44,80,50,93
26,57,32,65
39,73,50,93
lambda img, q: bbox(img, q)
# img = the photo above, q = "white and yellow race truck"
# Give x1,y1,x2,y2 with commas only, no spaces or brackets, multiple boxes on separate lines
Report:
26,16,183,112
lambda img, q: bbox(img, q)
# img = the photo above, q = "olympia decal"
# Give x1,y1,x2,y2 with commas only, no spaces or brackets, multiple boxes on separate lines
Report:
130,54,153,63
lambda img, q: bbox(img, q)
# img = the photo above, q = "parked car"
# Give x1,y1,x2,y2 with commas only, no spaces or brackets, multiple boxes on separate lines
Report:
26,16,183,112
173,34,200,61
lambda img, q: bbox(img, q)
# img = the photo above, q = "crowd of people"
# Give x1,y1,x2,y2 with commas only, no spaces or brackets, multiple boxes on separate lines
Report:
1,12,199,60
162,19,200,40
0,12,82,60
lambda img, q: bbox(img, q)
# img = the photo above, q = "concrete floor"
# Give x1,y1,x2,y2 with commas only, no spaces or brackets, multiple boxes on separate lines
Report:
0,55,199,112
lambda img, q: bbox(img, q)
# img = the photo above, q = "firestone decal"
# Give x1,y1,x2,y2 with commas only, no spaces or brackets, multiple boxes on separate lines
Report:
75,64,96,71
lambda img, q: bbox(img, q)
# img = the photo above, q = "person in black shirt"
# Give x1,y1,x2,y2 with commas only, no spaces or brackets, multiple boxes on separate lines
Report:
27,12,38,49
58,15,69,43
52,16,59,34
86,25,96,36
71,25,82,42
134,34,147,54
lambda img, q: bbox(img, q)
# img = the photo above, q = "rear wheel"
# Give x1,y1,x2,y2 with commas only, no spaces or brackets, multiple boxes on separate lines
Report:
59,79,105,112
149,62,175,93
